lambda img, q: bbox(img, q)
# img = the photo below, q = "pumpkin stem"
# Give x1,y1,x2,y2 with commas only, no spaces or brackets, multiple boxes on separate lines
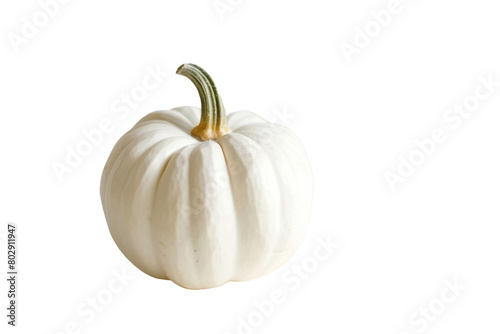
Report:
176,63,231,141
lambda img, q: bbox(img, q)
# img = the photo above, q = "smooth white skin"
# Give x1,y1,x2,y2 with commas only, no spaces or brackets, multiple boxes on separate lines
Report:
100,106,313,289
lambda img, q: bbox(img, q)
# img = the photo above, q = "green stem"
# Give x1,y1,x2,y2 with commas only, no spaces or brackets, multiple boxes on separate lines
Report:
176,63,231,141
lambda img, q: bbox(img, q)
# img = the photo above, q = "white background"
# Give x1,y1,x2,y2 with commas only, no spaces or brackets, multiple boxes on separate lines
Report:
1,0,500,333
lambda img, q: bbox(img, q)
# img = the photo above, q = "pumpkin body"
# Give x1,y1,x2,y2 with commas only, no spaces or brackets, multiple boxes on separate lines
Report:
101,106,313,289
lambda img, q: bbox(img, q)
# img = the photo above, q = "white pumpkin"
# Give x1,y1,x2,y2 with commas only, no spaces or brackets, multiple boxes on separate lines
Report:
100,64,313,289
